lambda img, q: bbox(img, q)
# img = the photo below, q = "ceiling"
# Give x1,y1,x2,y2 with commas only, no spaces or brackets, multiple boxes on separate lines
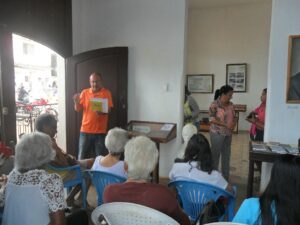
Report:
188,0,272,9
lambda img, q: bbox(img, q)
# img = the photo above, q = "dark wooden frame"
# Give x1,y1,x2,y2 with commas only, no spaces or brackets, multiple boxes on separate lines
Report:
187,74,214,93
226,63,247,92
286,35,300,103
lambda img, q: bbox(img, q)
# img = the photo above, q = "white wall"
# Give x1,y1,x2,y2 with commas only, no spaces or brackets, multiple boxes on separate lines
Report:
72,0,187,177
187,2,272,131
265,0,300,144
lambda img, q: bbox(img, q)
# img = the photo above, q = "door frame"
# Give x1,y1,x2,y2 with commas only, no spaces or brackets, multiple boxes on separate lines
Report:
65,47,128,157
0,27,16,143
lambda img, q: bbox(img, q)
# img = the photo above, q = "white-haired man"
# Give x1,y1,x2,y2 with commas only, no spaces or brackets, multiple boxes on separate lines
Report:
103,136,190,225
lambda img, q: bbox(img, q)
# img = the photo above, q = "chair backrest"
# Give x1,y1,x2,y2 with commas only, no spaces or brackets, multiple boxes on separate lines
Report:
87,170,126,206
46,164,87,208
168,180,236,222
92,202,180,225
46,164,83,187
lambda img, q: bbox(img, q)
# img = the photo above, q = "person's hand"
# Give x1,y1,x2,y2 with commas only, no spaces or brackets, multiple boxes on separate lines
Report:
73,93,80,104
247,117,256,123
96,111,107,115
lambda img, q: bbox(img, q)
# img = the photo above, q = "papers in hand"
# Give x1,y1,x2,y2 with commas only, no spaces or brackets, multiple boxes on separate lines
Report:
90,98,108,113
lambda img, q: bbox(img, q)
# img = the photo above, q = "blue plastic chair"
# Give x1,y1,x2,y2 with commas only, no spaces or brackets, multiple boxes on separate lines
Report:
86,170,126,206
46,164,87,208
168,180,236,222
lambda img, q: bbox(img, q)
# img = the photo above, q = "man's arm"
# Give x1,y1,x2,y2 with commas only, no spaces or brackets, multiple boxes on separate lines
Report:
73,93,83,112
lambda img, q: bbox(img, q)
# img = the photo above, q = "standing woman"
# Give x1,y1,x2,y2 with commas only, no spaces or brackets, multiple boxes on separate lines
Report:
246,88,267,141
209,85,236,180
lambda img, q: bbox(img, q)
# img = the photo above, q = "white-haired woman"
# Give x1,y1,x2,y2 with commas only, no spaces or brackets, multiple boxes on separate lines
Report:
177,123,198,158
90,127,128,177
0,132,66,225
0,132,88,225
103,136,190,225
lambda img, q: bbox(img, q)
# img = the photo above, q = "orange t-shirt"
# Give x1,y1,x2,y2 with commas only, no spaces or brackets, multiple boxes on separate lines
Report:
80,88,113,134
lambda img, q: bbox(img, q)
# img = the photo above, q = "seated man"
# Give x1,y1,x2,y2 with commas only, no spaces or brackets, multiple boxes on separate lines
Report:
35,113,92,207
103,136,190,225
35,113,93,170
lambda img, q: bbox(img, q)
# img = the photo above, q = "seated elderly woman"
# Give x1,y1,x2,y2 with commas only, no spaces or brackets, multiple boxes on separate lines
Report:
169,133,233,192
233,154,300,225
103,136,190,225
90,127,128,177
177,123,198,158
0,132,88,225
1,133,65,225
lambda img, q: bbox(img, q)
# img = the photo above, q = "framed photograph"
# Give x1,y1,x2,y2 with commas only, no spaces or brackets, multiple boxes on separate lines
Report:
286,35,300,103
187,74,214,93
226,63,247,92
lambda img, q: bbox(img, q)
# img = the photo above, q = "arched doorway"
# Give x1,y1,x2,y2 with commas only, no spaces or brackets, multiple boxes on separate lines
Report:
12,34,66,147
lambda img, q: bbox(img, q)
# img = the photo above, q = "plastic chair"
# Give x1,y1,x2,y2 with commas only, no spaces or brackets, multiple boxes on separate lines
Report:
86,170,126,206
92,202,180,225
168,180,236,222
46,164,87,208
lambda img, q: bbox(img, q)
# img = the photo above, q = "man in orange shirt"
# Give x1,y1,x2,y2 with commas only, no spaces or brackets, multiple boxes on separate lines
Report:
73,72,113,159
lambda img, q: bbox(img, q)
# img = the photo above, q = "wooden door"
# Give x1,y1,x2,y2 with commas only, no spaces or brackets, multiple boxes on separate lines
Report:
0,28,16,144
65,47,128,157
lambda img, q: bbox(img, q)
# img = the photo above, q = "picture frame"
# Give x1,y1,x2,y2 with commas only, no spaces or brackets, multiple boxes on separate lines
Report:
286,35,300,103
187,74,214,93
226,63,247,92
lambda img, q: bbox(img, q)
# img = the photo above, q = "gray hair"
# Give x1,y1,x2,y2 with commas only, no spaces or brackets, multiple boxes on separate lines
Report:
182,124,197,143
15,132,56,171
124,136,158,180
105,127,129,154
35,113,56,132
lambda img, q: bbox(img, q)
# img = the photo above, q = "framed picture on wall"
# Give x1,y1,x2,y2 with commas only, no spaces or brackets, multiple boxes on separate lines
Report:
226,63,247,92
187,74,214,93
286,35,300,103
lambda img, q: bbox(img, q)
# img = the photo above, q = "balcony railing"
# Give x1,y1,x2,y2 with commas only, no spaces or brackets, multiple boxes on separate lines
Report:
16,102,58,138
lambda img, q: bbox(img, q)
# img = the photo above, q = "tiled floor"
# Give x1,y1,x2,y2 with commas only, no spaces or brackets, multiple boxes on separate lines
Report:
85,131,259,223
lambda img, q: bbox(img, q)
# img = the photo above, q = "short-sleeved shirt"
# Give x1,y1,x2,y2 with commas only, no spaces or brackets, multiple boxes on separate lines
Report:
91,155,126,178
209,99,235,136
233,198,261,225
169,161,228,189
1,169,65,225
250,102,266,136
233,198,277,225
80,88,113,134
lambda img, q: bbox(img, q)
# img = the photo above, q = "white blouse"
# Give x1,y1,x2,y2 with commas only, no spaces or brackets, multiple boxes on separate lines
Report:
0,169,66,225
169,161,228,189
91,155,126,178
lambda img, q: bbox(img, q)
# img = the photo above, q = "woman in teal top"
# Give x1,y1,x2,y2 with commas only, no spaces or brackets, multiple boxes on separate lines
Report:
233,154,300,225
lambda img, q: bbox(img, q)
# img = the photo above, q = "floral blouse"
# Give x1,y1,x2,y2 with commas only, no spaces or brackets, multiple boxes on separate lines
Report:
209,99,235,136
0,169,66,225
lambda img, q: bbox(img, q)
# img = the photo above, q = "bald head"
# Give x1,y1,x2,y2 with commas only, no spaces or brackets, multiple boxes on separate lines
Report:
89,72,103,92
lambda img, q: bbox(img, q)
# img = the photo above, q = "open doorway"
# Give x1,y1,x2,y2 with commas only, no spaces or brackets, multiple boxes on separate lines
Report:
12,34,66,148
